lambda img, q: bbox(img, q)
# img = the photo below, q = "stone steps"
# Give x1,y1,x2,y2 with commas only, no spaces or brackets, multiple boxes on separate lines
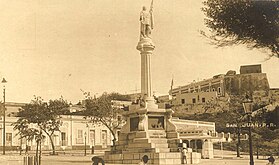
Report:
127,140,169,148
133,138,168,144
128,142,153,148
123,148,153,153
106,131,188,164
105,152,190,165
150,138,168,144
123,147,170,153
133,138,150,143
152,143,169,148
154,148,170,153
153,158,182,165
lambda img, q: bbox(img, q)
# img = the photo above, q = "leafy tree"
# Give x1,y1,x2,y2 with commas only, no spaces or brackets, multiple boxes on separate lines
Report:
265,106,279,127
14,96,69,155
202,97,219,113
13,119,45,165
109,92,131,101
84,93,125,148
202,0,279,58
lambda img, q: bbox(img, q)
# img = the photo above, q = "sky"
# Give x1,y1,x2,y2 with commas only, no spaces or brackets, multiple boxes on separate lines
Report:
0,0,278,103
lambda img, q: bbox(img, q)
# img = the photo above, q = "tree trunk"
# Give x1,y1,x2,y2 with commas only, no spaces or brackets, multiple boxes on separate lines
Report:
36,140,39,165
49,135,56,155
39,139,42,165
106,125,117,150
112,138,116,148
25,141,28,154
44,132,56,155
101,120,117,149
42,130,56,155
19,137,22,155
111,131,117,151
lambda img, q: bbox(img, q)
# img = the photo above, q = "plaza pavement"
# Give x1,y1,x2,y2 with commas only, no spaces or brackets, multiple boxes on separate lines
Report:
0,151,277,165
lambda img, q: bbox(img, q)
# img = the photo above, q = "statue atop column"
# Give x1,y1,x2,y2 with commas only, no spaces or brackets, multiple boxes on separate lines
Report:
139,0,154,39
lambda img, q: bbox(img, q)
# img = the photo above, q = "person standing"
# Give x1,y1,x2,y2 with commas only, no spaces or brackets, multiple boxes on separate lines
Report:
182,147,188,164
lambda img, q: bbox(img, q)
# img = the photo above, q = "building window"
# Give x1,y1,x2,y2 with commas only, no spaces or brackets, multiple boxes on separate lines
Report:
181,99,185,104
101,130,107,148
76,129,83,144
61,132,67,146
77,130,83,139
192,98,196,104
117,130,121,140
218,87,221,94
212,88,215,92
202,98,206,103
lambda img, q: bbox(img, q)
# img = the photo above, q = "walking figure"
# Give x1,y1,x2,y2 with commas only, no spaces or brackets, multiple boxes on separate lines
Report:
92,156,105,165
138,155,149,165
267,155,276,165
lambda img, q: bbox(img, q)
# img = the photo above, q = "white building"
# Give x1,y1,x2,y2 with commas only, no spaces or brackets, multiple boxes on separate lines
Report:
0,115,113,152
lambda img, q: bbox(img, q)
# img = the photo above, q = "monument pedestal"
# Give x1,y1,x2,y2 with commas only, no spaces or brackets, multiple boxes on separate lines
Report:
104,104,193,165
202,140,214,159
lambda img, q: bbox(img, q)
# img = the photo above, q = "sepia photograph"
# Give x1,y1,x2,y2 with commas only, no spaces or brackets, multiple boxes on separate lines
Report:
0,0,278,164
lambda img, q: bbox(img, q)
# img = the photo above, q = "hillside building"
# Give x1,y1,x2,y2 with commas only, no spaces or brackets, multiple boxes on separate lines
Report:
168,64,270,113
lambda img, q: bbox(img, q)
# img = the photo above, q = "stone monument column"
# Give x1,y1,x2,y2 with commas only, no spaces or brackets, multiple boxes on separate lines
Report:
137,2,157,109
137,39,157,109
139,43,153,98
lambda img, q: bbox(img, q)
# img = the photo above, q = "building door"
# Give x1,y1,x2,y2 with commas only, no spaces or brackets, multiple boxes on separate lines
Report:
61,132,66,146
101,130,107,148
77,130,83,144
89,130,95,146
6,133,12,146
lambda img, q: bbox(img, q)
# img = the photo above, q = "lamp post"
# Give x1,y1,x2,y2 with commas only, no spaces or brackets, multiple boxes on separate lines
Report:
84,132,87,156
243,96,254,165
1,78,7,155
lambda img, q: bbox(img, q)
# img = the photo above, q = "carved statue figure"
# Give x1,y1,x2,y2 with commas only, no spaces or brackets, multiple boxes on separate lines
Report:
140,0,154,39
138,113,146,131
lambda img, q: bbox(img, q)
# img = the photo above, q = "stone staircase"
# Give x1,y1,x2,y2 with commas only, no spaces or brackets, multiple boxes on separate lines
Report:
123,137,170,153
105,131,185,164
